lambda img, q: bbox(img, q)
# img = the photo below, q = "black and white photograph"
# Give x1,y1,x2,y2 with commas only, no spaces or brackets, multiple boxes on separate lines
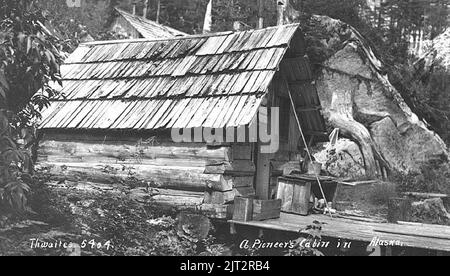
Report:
0,0,449,259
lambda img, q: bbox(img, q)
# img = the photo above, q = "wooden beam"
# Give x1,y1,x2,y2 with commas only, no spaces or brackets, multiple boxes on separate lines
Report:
204,160,256,176
156,0,161,23
257,0,264,29
288,80,314,86
255,143,271,200
304,131,328,137
297,106,322,112
229,213,450,252
143,0,149,19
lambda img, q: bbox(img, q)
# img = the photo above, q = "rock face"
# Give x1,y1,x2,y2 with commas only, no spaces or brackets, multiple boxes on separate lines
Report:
313,139,366,179
299,15,449,176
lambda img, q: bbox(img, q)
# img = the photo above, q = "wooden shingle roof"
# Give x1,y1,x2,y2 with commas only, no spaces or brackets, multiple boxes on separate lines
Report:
39,24,301,130
115,8,187,39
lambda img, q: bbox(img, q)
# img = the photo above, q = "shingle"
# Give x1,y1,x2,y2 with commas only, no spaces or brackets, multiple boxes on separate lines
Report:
40,24,301,131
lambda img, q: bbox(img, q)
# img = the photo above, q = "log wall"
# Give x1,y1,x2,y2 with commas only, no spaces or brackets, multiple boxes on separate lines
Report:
37,132,257,219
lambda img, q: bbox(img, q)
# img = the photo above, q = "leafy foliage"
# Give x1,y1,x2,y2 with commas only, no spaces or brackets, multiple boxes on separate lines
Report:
389,63,450,146
0,0,63,212
392,161,450,195
0,111,33,212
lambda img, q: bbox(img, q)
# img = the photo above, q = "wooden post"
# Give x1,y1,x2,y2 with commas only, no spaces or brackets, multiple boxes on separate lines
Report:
255,147,271,200
255,109,271,200
156,0,161,23
257,0,264,29
132,1,137,16
143,0,149,19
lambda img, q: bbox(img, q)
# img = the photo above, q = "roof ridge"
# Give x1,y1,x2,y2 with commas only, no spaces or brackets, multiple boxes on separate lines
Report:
114,6,187,37
82,23,301,47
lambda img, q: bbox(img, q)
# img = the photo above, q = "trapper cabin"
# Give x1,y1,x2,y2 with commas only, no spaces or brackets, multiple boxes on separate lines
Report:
110,7,187,40
37,24,327,219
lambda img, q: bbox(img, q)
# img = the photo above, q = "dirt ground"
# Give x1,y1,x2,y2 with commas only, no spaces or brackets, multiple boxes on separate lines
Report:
0,177,235,256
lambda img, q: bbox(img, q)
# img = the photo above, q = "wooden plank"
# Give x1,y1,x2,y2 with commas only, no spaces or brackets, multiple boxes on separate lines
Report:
292,181,311,216
255,144,271,200
252,199,282,221
278,182,293,212
233,197,253,222
402,192,449,199
204,160,256,176
229,213,450,252
288,107,301,152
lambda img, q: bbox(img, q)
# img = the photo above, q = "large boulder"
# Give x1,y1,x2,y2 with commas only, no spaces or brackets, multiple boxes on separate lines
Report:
298,15,449,176
313,139,366,179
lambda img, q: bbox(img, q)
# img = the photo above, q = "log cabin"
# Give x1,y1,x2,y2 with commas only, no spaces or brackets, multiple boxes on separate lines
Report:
37,24,328,219
110,7,187,39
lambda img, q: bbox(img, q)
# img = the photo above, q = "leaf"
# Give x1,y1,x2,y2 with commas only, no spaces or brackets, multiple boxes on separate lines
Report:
27,36,32,54
0,86,5,99
0,69,9,90
44,50,53,65
17,32,26,50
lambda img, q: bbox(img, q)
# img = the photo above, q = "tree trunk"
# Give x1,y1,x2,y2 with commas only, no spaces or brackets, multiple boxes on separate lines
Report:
329,114,380,178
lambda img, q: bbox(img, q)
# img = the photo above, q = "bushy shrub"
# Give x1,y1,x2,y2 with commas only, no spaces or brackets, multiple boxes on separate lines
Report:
389,64,450,147
0,112,33,213
391,162,450,195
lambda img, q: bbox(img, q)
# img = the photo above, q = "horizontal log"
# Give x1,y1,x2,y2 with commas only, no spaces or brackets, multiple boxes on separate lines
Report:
46,181,230,219
132,188,231,219
204,190,235,205
206,175,255,192
204,187,256,205
39,154,208,168
39,162,224,192
40,131,175,143
38,140,231,164
204,160,256,176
